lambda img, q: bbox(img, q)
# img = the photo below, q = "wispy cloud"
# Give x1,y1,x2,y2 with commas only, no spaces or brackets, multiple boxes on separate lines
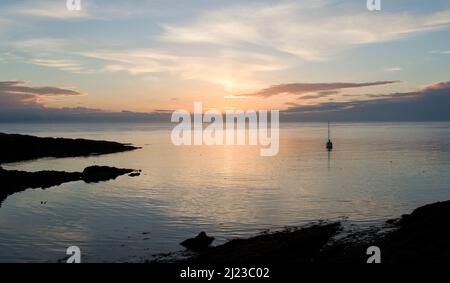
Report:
11,38,101,74
3,0,450,98
384,67,402,72
14,38,69,50
429,50,450,54
10,2,450,76
11,34,290,89
81,49,179,74
10,1,90,20
30,58,87,73
3,0,152,21
80,48,289,89
160,2,450,61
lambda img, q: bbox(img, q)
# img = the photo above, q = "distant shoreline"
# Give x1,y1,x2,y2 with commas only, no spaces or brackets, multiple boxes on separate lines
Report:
1,120,450,124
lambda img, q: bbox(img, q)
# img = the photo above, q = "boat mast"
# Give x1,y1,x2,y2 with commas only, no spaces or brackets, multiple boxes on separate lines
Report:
328,120,330,140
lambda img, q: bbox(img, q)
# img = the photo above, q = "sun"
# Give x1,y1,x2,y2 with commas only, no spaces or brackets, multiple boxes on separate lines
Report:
224,80,234,93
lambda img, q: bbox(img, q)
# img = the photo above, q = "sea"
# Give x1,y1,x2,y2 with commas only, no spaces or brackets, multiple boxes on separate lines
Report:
0,122,449,262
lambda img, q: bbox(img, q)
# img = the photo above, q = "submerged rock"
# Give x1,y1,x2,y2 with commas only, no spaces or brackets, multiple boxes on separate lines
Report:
180,232,215,251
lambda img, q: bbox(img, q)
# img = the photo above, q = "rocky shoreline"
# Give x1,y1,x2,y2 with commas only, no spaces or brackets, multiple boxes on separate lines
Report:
0,133,141,205
0,133,139,164
179,200,450,263
0,165,140,205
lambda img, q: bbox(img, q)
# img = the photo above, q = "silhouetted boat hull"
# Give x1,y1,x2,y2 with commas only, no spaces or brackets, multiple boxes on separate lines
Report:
326,121,333,151
326,140,333,151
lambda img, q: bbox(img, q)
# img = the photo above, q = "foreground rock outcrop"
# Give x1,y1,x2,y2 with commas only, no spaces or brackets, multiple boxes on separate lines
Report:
180,232,215,251
187,223,341,264
0,133,139,164
378,200,450,263
181,200,450,263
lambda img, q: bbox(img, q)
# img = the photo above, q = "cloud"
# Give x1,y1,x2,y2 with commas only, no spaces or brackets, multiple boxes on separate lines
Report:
0,81,84,108
8,0,450,91
0,80,170,122
12,34,289,89
285,101,301,107
10,1,90,20
11,38,100,74
241,81,400,98
0,80,171,122
30,58,87,72
81,49,179,74
384,67,402,72
160,2,450,61
3,1,450,99
298,90,341,100
1,80,449,122
14,38,69,50
429,50,450,55
282,81,450,121
80,48,288,89
3,0,150,21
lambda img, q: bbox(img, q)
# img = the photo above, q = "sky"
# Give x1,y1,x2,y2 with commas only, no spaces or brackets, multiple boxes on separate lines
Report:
0,0,449,121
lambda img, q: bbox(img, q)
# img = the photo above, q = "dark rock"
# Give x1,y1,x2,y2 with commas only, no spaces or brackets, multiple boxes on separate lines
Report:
386,218,397,225
0,166,137,206
190,223,340,263
379,200,450,263
128,172,141,177
82,166,134,183
317,201,450,263
181,200,450,263
180,232,215,251
0,133,139,164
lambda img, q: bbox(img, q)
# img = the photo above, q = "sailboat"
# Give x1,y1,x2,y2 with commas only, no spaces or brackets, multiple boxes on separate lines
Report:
326,121,333,151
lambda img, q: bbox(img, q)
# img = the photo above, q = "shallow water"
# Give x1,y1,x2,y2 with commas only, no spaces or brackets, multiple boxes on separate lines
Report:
0,122,449,262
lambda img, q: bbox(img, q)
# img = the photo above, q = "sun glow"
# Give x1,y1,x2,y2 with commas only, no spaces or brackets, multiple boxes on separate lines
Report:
224,79,234,93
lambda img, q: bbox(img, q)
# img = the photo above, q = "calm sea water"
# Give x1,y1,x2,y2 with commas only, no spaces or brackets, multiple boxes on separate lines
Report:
0,122,449,262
